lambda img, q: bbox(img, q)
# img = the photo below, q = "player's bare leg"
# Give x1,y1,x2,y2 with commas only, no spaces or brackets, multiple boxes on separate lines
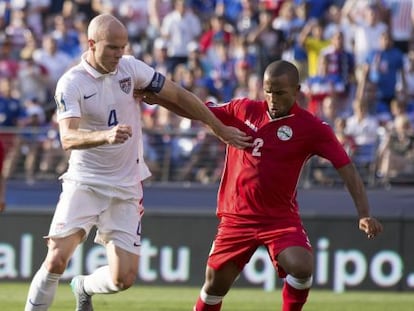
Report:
278,246,314,311
25,231,84,310
71,242,139,310
193,261,240,311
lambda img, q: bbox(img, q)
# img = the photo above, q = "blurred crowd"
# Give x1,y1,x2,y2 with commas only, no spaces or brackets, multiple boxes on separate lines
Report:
0,0,414,186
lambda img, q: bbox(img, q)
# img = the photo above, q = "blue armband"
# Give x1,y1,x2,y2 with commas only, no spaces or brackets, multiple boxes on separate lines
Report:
144,72,165,93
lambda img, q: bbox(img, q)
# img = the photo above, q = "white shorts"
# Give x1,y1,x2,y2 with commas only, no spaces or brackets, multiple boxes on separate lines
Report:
47,180,144,255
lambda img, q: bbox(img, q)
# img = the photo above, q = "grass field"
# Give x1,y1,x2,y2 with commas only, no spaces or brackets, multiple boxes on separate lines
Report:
4,282,414,310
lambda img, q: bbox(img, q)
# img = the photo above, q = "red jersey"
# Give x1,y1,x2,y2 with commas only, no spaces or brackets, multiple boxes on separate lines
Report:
207,99,351,224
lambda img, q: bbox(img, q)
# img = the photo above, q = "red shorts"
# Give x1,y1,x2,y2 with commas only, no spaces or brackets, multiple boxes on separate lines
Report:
207,217,313,278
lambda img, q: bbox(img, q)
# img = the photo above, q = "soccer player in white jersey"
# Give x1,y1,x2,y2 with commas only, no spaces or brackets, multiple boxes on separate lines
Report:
24,14,252,311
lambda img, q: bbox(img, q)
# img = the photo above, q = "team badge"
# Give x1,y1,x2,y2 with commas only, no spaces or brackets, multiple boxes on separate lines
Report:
54,92,66,113
277,125,293,141
119,77,132,94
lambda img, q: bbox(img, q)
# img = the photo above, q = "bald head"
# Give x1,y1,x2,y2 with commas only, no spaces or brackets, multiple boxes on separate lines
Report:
264,60,299,86
87,14,127,42
85,14,128,74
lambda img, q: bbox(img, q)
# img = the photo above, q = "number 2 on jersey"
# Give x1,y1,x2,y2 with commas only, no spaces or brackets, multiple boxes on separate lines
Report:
108,109,119,126
252,138,263,157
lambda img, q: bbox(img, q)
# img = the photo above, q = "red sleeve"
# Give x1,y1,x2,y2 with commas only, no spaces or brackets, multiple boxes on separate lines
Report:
205,100,236,125
313,122,351,169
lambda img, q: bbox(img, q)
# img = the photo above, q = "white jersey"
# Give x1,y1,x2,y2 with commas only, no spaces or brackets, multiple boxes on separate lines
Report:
55,54,153,187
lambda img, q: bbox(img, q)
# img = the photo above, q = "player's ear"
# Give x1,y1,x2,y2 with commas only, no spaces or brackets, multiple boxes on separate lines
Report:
88,39,96,49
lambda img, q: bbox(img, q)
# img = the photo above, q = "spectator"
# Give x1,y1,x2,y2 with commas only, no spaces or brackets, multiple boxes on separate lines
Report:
304,0,336,20
0,36,19,79
176,129,226,183
160,0,202,75
272,1,303,42
117,0,150,46
208,39,237,102
32,34,73,109
234,0,259,38
396,48,414,116
199,13,232,58
297,18,330,78
38,111,69,178
361,30,406,122
344,3,388,81
61,0,96,21
17,51,49,105
190,0,217,23
147,0,173,39
377,114,414,183
4,8,29,52
345,98,380,148
214,0,243,26
247,9,286,76
345,99,380,183
323,4,351,47
0,76,23,178
319,95,340,127
382,0,414,54
50,15,81,58
146,37,169,77
10,0,51,41
301,67,346,117
5,97,46,183
319,30,356,116
233,60,253,99
185,40,211,83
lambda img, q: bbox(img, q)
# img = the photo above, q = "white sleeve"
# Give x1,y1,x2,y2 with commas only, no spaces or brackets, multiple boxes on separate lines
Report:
124,55,156,89
54,72,82,121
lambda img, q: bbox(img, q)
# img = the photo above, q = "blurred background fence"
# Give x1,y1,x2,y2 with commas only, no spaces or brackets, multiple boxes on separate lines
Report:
1,125,414,188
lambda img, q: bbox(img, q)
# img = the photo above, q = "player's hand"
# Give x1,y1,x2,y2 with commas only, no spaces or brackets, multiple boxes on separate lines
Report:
107,124,132,144
359,217,383,239
0,201,5,213
213,125,253,149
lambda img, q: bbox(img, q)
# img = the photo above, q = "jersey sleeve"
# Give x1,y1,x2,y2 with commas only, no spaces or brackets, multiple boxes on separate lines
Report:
312,121,351,168
124,55,156,90
54,73,82,121
206,99,247,128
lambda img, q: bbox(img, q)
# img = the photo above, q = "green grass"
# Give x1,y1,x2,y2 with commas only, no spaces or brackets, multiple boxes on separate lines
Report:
4,282,414,310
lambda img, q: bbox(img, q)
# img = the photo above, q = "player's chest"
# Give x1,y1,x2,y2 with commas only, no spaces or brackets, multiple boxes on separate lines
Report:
248,124,309,160
80,76,135,122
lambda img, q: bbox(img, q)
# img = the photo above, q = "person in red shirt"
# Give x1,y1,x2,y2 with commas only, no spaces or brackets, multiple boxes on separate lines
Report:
139,60,383,311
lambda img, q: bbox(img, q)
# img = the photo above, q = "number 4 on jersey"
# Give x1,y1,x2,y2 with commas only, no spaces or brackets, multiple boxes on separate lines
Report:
108,109,118,126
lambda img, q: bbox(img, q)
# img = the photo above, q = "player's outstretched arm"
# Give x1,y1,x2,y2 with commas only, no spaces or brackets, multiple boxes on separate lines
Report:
336,163,383,239
136,81,252,149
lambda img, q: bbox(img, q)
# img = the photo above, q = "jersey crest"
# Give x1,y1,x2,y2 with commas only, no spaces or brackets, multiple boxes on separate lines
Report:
277,125,293,141
119,77,132,94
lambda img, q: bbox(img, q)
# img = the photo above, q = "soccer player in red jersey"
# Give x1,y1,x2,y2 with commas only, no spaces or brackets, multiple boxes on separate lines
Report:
139,60,383,311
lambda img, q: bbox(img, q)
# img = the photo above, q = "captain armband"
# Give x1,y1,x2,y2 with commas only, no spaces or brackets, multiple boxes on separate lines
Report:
144,72,166,93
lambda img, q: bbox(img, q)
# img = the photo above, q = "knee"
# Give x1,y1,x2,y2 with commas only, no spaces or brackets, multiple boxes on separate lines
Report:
288,260,313,279
44,255,68,274
280,250,313,278
113,272,137,290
